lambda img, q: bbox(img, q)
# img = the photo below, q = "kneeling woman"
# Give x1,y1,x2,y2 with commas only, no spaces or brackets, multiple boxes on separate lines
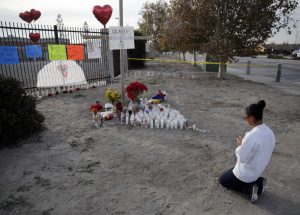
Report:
219,100,275,203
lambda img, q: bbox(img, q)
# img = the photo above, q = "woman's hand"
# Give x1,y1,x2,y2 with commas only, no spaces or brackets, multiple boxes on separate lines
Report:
236,136,243,146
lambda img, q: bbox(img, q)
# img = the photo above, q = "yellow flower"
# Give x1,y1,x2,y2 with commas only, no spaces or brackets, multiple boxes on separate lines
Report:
105,88,121,104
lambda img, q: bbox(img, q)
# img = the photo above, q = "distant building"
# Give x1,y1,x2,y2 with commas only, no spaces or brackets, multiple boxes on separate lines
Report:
265,43,300,55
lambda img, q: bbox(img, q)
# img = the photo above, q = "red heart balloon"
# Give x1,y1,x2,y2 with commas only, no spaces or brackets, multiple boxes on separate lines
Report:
19,9,41,23
92,5,113,28
19,11,34,23
29,33,40,43
30,9,41,21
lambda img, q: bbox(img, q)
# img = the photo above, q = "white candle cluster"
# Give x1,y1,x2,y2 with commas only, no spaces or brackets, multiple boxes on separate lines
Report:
32,80,107,98
121,104,188,130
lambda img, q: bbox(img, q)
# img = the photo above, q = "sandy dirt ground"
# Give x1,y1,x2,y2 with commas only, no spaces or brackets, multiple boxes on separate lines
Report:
0,61,299,215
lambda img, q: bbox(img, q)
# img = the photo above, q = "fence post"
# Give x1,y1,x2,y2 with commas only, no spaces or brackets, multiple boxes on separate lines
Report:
53,25,59,44
109,50,114,83
276,64,282,82
246,60,251,75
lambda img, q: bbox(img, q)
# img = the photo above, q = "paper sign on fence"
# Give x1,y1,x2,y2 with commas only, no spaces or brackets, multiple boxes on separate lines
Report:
109,26,135,50
87,40,101,59
25,45,42,58
0,46,19,64
48,44,67,60
67,45,84,61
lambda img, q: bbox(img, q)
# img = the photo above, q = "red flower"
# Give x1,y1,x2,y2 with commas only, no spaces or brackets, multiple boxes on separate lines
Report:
125,81,148,101
115,102,123,112
106,113,114,120
90,102,103,113
158,90,164,96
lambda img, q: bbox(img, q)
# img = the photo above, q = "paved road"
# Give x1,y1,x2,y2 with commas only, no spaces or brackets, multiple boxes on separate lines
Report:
227,56,300,95
184,53,299,95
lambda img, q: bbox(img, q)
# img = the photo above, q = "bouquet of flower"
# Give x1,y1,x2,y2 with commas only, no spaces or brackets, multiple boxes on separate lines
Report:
105,88,121,104
125,81,148,102
90,101,103,114
115,101,123,112
101,111,114,120
152,90,167,102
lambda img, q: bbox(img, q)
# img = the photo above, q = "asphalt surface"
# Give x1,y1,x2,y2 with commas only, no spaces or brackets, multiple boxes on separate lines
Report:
227,56,300,96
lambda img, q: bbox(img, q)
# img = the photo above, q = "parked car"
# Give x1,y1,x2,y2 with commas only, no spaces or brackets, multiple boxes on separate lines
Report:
291,49,300,59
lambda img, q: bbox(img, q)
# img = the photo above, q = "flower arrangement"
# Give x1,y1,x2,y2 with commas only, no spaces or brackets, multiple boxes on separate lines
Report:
125,81,148,102
90,101,103,114
102,112,114,120
115,101,123,112
105,88,121,104
152,90,167,101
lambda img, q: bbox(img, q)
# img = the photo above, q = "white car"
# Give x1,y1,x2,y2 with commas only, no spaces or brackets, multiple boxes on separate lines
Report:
291,49,300,59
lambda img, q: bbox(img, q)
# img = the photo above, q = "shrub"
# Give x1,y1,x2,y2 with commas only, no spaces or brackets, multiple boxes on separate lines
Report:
0,76,45,146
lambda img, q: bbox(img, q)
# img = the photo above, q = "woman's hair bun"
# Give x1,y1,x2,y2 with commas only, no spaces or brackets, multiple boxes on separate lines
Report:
257,100,266,110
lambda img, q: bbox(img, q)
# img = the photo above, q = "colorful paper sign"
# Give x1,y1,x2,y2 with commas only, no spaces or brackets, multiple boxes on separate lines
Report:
25,45,42,58
48,44,67,60
87,40,102,59
67,45,84,60
0,46,19,64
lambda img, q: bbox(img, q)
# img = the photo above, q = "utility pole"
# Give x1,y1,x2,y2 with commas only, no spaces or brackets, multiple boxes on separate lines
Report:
295,31,299,45
119,0,125,105
216,1,222,78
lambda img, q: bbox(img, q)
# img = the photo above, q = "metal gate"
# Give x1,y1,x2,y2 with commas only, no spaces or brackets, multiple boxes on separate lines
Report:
0,21,111,94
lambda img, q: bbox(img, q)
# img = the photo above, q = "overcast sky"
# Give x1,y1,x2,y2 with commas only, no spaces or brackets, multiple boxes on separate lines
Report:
0,0,299,44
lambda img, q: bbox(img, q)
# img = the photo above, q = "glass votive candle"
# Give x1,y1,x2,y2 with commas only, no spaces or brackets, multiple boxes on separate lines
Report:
180,120,184,129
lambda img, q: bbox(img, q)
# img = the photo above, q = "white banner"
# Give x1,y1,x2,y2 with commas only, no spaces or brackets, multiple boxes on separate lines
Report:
37,60,87,88
87,40,101,59
109,26,135,50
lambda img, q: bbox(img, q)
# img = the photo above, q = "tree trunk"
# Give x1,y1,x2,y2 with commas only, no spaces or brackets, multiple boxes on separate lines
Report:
217,61,226,79
183,52,186,61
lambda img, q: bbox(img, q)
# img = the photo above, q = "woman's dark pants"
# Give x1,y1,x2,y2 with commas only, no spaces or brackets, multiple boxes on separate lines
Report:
219,168,265,195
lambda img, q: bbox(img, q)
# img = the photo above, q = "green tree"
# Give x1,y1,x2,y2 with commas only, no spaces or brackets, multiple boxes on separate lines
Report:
167,0,215,58
204,0,298,78
139,0,298,78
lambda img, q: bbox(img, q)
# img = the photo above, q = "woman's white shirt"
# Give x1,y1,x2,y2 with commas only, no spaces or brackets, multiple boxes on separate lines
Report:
233,124,275,183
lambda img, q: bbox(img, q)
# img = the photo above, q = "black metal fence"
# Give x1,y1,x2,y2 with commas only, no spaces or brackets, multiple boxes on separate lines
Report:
0,21,111,93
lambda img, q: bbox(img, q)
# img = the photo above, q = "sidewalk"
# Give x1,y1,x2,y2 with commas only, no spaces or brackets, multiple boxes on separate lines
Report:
227,67,300,96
